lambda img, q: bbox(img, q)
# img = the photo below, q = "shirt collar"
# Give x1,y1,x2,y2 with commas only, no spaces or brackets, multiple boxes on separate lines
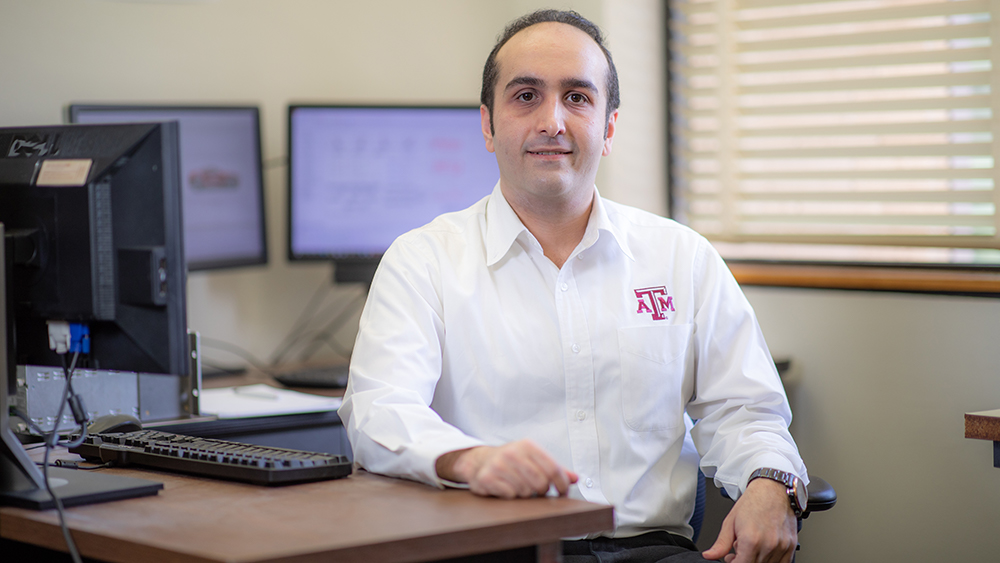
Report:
485,182,530,266
583,190,634,262
485,183,634,266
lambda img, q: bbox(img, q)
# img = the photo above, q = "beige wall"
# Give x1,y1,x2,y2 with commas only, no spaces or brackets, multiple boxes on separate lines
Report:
745,286,1000,561
3,1,1000,560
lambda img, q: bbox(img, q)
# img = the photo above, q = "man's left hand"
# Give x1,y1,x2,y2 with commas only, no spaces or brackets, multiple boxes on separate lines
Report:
701,478,798,563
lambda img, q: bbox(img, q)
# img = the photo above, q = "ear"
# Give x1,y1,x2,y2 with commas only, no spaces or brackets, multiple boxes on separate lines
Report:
481,105,495,153
602,109,618,156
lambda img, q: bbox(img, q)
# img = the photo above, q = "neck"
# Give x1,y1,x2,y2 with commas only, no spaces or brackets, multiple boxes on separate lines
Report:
502,185,594,269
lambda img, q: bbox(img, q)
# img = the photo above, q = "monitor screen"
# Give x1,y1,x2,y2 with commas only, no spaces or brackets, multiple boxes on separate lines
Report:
0,122,189,377
287,105,498,265
69,105,267,271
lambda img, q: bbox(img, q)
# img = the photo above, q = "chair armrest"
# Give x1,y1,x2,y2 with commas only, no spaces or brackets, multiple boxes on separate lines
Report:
718,474,838,518
803,475,837,517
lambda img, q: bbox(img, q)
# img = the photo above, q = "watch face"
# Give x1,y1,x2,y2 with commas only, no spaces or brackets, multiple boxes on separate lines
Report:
749,468,807,514
793,478,808,512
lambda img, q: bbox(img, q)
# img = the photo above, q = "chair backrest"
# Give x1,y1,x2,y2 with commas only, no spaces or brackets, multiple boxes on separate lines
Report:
689,469,708,542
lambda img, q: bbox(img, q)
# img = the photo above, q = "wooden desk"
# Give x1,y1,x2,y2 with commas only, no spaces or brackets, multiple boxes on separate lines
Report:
1,459,613,562
964,409,1000,468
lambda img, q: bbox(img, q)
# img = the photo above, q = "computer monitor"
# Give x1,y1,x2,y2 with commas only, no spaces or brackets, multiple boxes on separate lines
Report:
0,122,189,377
0,121,189,509
3,224,164,510
68,105,268,271
287,105,499,284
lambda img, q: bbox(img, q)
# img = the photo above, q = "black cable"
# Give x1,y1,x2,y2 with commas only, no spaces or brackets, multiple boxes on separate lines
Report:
199,358,249,376
316,331,354,359
197,279,365,378
267,278,334,365
295,292,366,363
41,350,84,563
198,337,271,372
11,407,84,449
274,325,353,362
36,459,112,471
11,406,46,436
200,333,351,376
201,281,363,372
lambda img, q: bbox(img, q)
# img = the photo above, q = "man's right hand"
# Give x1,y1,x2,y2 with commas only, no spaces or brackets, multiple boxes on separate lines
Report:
435,439,578,499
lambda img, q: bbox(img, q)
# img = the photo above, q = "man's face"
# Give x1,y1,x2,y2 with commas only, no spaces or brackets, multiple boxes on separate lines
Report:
481,22,617,207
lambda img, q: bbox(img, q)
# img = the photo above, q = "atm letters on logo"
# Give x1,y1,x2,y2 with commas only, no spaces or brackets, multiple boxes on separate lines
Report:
634,286,675,321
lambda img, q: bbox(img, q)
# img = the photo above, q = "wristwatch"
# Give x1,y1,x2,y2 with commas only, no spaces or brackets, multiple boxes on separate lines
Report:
748,467,807,518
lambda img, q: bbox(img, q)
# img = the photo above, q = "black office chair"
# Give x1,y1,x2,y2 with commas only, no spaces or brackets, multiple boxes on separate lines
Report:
690,470,837,557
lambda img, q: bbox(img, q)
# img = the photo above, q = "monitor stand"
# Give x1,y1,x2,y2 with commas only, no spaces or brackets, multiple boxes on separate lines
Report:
333,256,380,286
0,456,163,510
1,223,163,510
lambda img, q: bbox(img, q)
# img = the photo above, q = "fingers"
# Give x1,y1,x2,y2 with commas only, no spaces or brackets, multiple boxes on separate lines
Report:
465,439,576,499
701,512,735,561
521,442,576,495
704,478,799,563
725,534,795,563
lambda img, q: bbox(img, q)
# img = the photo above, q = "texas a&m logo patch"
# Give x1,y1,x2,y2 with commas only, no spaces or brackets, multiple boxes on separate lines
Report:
634,286,675,321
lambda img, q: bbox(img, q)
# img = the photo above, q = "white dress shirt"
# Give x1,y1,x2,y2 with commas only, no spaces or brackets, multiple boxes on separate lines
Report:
338,183,807,539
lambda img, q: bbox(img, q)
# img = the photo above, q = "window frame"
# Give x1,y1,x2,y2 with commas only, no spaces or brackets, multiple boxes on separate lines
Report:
663,0,1000,295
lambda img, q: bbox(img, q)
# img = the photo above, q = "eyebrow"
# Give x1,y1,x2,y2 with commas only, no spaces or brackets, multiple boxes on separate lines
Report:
561,78,599,93
503,76,599,95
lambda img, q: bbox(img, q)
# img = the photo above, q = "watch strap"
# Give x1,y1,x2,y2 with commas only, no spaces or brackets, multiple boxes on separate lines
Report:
748,467,806,517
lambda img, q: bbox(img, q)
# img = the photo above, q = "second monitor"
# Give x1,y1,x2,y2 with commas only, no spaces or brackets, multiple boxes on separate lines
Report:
69,105,268,272
287,105,499,284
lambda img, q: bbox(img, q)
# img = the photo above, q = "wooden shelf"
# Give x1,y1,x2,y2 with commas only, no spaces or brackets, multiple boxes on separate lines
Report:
730,263,1000,294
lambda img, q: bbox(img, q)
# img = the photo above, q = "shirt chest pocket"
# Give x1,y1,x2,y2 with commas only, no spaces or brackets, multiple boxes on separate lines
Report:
617,324,692,432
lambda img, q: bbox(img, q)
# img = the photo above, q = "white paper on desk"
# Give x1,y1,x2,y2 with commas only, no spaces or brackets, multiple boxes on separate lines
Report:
199,384,343,419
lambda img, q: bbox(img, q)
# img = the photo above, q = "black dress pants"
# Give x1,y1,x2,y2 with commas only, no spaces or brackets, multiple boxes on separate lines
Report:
563,531,724,563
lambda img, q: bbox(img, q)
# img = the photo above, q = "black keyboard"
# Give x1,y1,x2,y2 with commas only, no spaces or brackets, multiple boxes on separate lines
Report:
273,364,350,389
70,430,352,486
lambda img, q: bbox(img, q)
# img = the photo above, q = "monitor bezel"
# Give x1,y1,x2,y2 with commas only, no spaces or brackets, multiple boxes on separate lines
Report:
285,103,489,265
0,122,190,377
67,103,269,272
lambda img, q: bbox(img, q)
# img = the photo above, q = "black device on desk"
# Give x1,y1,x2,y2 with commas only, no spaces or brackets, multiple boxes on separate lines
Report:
0,122,193,510
273,364,350,389
87,414,143,435
70,429,352,485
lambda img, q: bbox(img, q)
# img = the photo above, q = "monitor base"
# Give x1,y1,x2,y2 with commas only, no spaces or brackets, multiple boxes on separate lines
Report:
0,466,162,510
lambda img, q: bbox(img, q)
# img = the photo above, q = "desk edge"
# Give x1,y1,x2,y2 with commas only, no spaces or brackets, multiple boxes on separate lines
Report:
965,411,1000,441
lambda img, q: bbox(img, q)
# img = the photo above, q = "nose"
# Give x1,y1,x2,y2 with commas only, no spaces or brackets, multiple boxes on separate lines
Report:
537,98,566,137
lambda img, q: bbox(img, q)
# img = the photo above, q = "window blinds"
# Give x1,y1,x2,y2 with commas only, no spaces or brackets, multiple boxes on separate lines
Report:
668,0,1000,265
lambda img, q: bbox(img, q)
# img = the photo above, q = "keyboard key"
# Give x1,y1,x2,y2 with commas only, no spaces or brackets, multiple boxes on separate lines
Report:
70,430,351,485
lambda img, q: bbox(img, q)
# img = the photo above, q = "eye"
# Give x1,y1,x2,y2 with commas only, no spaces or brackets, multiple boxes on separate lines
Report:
567,93,588,104
517,92,536,102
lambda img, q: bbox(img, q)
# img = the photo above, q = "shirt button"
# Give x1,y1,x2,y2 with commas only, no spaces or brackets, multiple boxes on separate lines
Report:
585,478,594,488
577,254,584,260
560,282,569,292
576,410,586,421
571,344,580,353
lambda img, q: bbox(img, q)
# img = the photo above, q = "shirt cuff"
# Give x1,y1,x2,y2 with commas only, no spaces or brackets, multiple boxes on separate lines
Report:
410,436,488,489
438,478,471,490
738,452,809,495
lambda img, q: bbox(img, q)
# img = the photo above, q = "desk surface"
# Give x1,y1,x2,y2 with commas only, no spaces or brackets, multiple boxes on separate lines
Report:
1,457,613,563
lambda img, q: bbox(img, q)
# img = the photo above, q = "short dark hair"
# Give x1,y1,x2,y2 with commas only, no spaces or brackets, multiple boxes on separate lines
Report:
480,9,620,134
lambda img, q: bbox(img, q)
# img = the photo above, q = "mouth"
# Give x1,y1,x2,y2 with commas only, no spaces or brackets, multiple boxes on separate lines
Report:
527,150,571,156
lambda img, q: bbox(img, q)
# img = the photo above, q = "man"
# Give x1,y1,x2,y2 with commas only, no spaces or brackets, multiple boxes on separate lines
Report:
339,10,807,563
